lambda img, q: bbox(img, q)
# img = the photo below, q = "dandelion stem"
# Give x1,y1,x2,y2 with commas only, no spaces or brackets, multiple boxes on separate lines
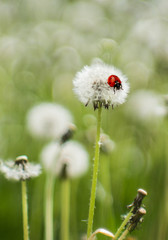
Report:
21,180,29,240
114,207,133,239
118,229,129,240
87,105,102,239
45,173,55,240
61,178,70,240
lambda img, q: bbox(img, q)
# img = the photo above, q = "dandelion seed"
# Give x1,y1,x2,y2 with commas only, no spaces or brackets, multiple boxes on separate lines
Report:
73,59,129,109
26,103,73,140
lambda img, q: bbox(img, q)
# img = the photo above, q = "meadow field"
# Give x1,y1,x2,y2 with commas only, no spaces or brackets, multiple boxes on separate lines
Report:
0,0,168,239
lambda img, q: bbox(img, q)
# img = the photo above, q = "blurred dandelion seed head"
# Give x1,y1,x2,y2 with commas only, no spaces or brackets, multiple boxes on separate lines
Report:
26,103,73,140
40,140,89,178
126,90,167,122
0,156,41,181
40,142,61,173
55,140,89,178
133,18,168,59
73,60,129,109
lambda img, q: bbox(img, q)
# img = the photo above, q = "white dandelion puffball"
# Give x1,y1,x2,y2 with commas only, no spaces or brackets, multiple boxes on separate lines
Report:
126,90,167,122
73,60,129,109
40,141,89,178
0,155,41,181
55,141,89,178
40,142,61,172
26,103,73,140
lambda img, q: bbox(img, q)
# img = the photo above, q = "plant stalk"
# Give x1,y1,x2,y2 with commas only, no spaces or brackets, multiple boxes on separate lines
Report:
118,229,129,240
87,105,102,239
114,207,133,239
22,180,29,240
45,173,55,240
61,178,70,240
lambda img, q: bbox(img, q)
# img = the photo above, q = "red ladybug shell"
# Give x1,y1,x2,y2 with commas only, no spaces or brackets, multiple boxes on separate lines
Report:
107,75,121,87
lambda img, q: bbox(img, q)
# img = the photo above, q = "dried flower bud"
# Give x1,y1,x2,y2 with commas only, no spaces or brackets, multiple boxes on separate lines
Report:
128,207,146,232
60,123,76,144
127,188,147,213
88,228,115,240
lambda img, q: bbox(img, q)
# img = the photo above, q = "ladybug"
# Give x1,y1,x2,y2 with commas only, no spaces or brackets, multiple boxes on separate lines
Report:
107,75,122,92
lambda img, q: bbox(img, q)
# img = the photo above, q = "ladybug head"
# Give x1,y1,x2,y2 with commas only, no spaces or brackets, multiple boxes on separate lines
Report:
107,75,122,90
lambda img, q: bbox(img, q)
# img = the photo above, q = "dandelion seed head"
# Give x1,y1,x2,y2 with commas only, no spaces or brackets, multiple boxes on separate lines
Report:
55,141,89,178
26,103,73,140
40,140,89,178
73,60,129,109
40,142,61,172
126,90,167,122
0,156,41,181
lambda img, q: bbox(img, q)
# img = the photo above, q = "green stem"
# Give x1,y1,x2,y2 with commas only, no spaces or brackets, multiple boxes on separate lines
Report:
61,178,70,240
100,155,116,230
21,180,29,240
87,105,102,239
118,229,129,240
45,173,55,240
114,208,133,239
71,181,79,240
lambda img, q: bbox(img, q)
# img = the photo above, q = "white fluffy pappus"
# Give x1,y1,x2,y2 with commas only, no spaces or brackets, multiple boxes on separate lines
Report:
26,103,73,140
56,140,89,178
73,60,129,109
40,141,61,172
126,90,167,122
40,140,89,178
0,156,41,181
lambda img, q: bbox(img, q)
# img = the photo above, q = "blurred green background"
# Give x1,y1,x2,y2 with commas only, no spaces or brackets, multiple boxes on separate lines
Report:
0,0,168,239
